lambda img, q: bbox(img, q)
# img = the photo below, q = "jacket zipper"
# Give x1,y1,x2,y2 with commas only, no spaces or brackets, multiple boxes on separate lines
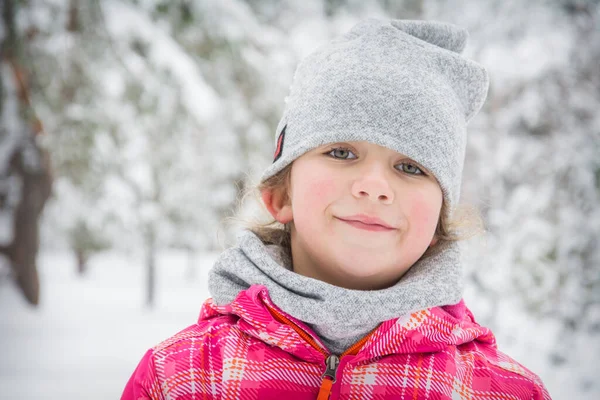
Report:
265,303,375,400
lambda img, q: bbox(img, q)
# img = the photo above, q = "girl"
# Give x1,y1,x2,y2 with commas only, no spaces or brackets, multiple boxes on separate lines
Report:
122,19,551,399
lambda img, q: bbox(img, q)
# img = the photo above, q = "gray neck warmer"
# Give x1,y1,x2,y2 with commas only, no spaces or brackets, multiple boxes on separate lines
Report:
208,230,463,355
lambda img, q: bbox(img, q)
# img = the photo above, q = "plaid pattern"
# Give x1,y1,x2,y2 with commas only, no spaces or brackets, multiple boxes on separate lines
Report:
122,285,551,399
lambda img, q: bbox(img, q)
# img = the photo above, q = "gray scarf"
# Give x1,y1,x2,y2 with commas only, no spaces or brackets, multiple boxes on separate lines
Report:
208,230,463,355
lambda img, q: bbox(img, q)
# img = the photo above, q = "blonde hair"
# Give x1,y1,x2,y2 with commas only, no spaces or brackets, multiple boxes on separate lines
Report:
227,163,485,261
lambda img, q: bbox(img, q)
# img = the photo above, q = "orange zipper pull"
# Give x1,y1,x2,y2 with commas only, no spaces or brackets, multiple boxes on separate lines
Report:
316,329,377,399
317,355,340,400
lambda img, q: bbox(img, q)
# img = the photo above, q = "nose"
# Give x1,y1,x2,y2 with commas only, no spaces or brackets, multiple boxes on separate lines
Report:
350,163,395,204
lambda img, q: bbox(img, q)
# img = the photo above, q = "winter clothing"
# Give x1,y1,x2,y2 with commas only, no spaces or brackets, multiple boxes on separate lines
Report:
261,19,490,218
208,230,463,355
122,285,550,399
122,230,550,399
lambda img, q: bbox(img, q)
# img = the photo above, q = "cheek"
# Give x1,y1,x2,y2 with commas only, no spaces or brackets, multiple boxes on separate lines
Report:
293,175,337,215
408,192,441,236
311,179,336,198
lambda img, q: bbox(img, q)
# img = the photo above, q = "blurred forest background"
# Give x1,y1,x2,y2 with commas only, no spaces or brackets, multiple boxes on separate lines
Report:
0,0,599,399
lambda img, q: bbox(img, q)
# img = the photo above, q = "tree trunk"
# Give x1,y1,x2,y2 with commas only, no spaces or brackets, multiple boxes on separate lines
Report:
185,247,196,281
76,249,88,275
1,0,53,306
145,229,156,308
10,148,52,305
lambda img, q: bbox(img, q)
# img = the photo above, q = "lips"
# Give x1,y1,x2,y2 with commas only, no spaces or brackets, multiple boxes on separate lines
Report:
336,214,396,232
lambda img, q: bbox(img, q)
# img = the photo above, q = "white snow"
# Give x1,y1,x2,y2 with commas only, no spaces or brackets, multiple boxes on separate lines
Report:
0,250,216,399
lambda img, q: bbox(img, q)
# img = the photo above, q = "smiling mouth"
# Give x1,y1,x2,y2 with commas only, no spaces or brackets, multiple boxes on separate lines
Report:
336,218,396,232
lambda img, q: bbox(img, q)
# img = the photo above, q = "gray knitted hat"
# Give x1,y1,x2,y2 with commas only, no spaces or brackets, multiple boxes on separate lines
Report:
261,18,489,218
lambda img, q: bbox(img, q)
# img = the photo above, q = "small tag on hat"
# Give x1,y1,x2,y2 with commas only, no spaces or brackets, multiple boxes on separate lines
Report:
273,125,286,162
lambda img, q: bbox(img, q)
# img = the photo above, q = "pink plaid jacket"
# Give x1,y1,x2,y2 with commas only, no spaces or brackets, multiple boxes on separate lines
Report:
122,285,550,399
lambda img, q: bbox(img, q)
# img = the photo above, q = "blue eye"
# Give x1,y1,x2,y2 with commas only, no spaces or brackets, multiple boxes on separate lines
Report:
396,163,425,176
327,147,357,159
325,147,427,176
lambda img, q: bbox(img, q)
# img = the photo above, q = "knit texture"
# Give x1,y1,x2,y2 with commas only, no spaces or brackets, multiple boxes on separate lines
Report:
261,19,489,218
207,229,463,355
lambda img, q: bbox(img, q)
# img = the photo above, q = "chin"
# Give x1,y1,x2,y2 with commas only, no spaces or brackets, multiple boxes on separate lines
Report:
335,260,401,280
339,249,416,271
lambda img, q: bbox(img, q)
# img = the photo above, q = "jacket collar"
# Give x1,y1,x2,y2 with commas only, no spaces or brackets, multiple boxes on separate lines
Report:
200,285,496,363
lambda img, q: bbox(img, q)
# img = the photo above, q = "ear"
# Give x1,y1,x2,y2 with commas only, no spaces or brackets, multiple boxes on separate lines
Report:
261,188,293,224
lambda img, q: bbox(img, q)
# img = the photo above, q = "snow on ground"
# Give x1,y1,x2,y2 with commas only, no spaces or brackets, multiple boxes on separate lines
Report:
0,250,217,400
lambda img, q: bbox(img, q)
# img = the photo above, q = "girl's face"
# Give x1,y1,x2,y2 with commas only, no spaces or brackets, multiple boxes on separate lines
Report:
263,141,443,290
